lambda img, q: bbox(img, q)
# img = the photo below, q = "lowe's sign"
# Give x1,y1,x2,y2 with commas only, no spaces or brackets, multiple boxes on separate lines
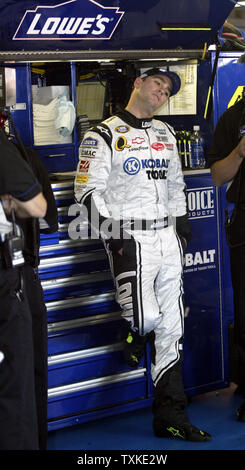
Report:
13,0,124,40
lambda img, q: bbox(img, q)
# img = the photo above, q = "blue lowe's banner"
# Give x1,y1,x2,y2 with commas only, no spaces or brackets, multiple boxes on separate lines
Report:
13,0,124,41
0,0,237,54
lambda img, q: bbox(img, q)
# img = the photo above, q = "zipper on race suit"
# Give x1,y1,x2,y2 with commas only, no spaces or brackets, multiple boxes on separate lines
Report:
145,128,160,218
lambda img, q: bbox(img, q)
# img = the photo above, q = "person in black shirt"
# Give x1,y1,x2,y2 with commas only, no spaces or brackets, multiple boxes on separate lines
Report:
0,131,46,217
0,128,47,449
14,144,58,450
208,91,245,421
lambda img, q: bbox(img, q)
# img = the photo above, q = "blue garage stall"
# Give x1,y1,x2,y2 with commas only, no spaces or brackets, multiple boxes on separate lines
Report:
0,0,237,431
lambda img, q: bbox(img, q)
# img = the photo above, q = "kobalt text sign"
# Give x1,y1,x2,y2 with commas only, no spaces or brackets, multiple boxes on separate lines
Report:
13,0,124,40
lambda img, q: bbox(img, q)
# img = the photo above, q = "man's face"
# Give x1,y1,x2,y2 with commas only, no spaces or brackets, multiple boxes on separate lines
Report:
137,74,173,111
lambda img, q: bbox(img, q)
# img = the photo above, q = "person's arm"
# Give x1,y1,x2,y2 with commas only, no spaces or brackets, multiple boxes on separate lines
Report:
74,125,113,237
210,135,245,186
0,129,46,214
167,126,192,245
1,193,47,218
24,147,58,232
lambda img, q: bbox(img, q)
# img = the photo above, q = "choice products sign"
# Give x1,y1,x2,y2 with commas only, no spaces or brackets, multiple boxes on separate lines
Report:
13,0,124,40
187,186,215,221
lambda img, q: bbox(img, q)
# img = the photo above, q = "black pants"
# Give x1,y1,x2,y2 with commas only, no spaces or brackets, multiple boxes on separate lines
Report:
22,264,48,450
0,265,38,449
152,353,188,425
230,244,245,393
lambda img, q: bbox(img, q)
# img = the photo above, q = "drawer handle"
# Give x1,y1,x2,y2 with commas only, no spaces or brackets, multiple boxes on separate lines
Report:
48,369,146,398
46,153,66,157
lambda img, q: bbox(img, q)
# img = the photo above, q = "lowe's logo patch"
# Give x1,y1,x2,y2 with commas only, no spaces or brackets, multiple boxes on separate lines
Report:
13,0,124,40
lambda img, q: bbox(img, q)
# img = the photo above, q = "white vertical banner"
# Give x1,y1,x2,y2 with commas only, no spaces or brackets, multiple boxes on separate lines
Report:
155,60,197,116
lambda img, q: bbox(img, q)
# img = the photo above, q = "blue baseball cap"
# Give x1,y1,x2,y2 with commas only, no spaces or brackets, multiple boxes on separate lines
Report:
140,68,181,96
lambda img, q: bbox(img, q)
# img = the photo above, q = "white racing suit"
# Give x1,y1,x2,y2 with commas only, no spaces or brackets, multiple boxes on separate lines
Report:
74,109,191,423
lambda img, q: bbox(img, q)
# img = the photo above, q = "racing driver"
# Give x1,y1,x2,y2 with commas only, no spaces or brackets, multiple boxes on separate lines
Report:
74,68,211,442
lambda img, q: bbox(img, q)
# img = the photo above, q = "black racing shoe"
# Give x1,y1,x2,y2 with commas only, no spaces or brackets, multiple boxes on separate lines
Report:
237,400,245,421
153,421,211,442
123,330,147,367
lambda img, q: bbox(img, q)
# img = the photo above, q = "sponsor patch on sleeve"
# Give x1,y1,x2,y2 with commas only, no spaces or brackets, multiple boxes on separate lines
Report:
75,174,89,184
82,136,98,148
79,159,90,173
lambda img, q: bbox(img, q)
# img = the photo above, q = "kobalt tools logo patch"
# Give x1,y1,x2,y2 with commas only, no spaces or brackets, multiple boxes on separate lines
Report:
123,157,170,176
123,157,140,175
13,0,124,40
